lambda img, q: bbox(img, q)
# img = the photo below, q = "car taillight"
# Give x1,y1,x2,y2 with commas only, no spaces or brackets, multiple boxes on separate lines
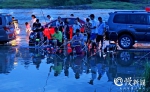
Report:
3,26,9,31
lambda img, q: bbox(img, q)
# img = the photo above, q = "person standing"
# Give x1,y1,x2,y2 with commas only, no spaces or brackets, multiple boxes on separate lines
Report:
47,15,53,22
31,15,36,27
72,19,81,36
64,18,70,40
96,17,106,50
76,17,82,28
33,19,43,40
89,14,97,49
84,18,91,46
56,16,64,32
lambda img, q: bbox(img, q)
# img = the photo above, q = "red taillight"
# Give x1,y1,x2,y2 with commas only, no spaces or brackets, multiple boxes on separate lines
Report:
3,26,9,31
145,7,150,12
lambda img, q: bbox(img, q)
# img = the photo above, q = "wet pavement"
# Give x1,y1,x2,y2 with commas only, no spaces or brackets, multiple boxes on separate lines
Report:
0,9,149,92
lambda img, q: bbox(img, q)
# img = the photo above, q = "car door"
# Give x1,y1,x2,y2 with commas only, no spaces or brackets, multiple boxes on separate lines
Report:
127,14,148,41
146,14,150,41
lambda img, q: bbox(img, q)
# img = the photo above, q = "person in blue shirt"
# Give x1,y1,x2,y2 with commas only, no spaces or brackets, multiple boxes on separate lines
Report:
96,17,106,50
71,29,84,47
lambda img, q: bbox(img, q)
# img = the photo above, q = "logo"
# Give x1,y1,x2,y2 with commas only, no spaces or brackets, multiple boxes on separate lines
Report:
114,77,145,91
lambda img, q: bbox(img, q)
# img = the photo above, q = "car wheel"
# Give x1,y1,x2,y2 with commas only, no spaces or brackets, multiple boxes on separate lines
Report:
117,51,133,67
118,35,133,49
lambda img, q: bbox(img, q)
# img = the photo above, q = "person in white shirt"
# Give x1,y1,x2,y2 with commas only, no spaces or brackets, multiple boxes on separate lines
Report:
72,19,81,36
89,14,97,49
76,17,82,28
96,17,106,50
56,16,64,32
31,15,36,27
47,15,53,22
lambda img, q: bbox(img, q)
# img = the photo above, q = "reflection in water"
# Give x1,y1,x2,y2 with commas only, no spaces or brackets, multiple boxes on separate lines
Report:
0,46,149,91
0,47,16,74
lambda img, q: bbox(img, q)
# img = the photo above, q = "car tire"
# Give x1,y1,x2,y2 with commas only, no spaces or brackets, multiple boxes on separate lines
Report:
118,35,133,49
117,51,133,67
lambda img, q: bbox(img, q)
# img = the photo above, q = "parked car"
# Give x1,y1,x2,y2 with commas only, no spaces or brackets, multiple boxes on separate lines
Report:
106,10,150,49
43,17,85,39
0,13,16,44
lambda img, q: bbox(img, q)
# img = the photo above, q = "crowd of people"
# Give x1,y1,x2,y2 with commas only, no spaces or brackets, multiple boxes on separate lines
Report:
26,13,106,51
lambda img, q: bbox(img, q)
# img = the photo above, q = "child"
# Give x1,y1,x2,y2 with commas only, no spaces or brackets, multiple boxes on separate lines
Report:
25,22,32,35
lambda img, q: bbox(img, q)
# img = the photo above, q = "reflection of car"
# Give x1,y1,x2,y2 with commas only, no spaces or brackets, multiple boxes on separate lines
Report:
43,18,85,39
106,9,150,49
0,13,16,44
0,47,16,74
116,50,150,66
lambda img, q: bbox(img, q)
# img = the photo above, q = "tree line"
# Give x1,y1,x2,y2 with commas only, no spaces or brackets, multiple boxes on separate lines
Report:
45,0,137,6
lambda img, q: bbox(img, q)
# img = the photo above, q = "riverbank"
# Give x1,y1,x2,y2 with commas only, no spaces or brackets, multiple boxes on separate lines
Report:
0,1,149,10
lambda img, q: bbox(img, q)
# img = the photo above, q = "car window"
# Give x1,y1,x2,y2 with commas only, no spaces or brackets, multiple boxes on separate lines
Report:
68,18,76,25
51,21,56,26
0,17,2,25
5,16,11,25
128,14,148,25
113,14,127,24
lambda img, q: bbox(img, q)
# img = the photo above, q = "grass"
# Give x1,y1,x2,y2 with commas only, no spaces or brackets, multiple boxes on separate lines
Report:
0,0,149,9
0,0,51,8
144,62,150,89
90,1,149,10
138,62,150,92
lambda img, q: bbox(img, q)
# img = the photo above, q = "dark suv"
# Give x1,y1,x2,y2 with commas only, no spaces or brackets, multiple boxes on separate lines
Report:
106,11,150,49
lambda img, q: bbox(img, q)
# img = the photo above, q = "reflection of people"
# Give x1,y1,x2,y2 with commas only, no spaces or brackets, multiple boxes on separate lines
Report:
50,56,63,77
32,49,42,70
88,56,97,85
72,56,84,79
64,56,70,77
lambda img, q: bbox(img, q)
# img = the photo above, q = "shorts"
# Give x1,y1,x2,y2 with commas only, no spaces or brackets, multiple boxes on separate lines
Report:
48,39,62,46
96,35,103,43
90,33,97,41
